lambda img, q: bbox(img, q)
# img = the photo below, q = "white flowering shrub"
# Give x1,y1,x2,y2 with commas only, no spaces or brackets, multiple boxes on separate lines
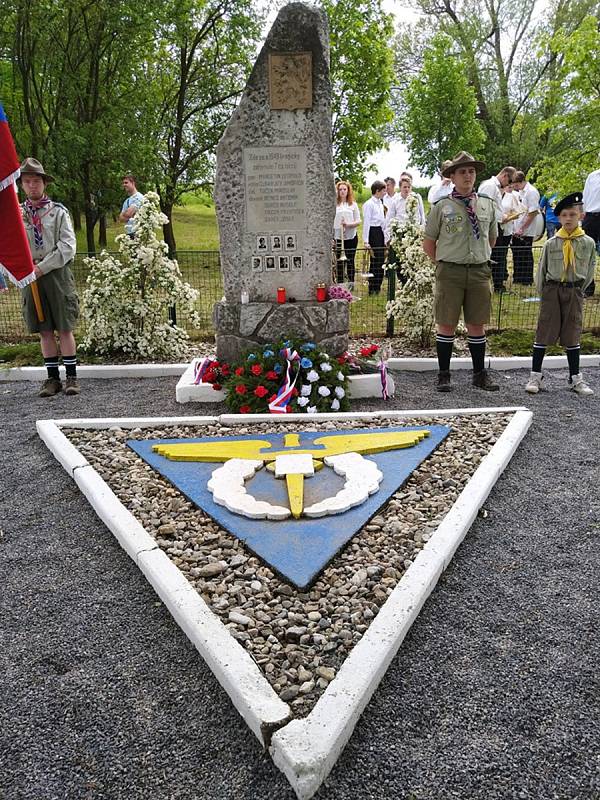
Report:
82,192,200,359
385,200,435,348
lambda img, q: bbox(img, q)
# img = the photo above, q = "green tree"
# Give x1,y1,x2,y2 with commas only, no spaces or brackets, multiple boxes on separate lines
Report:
534,15,600,195
3,0,157,251
320,0,395,185
399,32,485,175
395,0,600,173
137,0,263,255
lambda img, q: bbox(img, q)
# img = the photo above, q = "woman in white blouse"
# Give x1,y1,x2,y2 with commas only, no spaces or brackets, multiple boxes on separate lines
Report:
333,180,361,284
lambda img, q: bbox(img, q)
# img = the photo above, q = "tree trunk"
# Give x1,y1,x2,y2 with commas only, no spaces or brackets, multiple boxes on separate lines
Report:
70,192,82,231
84,203,96,254
160,199,177,258
99,214,107,247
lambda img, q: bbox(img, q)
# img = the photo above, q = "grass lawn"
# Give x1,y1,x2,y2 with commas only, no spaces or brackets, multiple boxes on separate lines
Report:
76,196,220,253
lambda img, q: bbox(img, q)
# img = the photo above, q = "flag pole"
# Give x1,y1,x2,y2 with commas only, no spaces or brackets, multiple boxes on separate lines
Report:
31,280,44,322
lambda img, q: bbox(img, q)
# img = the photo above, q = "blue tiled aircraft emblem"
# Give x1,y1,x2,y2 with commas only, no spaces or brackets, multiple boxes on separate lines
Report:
128,426,450,589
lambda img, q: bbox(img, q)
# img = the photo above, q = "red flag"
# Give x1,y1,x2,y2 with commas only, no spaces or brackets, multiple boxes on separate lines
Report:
0,102,36,288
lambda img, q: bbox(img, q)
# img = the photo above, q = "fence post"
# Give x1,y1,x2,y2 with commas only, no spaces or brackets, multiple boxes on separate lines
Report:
385,267,395,337
496,287,503,331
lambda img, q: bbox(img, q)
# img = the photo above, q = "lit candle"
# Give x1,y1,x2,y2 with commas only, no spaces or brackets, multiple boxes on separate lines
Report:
277,287,286,304
316,283,327,302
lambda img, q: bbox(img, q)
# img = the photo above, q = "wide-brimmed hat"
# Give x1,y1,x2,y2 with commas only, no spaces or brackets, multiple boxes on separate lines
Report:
19,157,54,183
442,151,486,178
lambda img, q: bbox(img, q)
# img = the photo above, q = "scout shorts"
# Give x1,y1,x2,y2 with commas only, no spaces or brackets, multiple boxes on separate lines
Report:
434,261,492,327
534,283,584,347
22,263,80,333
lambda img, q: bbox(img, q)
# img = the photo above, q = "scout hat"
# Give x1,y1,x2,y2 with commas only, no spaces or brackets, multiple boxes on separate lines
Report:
442,151,486,177
554,192,583,215
19,157,54,183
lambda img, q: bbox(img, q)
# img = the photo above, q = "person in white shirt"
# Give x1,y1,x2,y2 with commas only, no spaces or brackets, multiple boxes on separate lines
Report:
478,166,517,290
582,166,600,296
333,180,361,285
427,160,454,204
399,170,426,222
512,170,541,285
382,177,397,213
362,180,387,294
384,177,426,244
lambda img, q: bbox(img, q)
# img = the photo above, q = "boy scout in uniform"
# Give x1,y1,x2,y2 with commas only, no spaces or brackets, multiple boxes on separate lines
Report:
19,158,80,396
423,151,499,391
525,192,596,396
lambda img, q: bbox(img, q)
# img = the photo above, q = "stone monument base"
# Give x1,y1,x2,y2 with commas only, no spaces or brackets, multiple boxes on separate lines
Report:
213,299,349,362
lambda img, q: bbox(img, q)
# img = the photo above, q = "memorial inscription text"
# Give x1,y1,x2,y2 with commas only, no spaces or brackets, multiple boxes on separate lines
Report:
244,146,307,232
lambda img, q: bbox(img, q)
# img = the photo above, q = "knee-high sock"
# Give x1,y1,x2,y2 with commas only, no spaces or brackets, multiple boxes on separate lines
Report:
62,354,77,378
467,335,486,373
566,345,580,378
436,334,454,372
44,356,60,380
532,343,546,373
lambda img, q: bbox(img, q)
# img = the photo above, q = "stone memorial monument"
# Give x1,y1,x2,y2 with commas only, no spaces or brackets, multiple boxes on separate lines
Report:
213,2,349,362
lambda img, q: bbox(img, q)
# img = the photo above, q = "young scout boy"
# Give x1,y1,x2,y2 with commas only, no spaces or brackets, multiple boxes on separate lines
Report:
19,158,80,396
525,192,596,396
423,151,499,392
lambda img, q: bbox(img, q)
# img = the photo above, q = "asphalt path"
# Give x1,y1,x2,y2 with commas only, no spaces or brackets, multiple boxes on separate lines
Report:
1,366,598,800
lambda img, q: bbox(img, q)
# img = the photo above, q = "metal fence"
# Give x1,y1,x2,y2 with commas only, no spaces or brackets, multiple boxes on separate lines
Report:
1,246,598,343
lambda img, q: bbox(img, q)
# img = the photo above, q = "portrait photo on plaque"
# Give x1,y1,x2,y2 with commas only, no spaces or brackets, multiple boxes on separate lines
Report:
284,234,297,252
271,235,282,251
292,255,303,271
265,256,276,271
278,256,290,272
252,256,263,272
256,235,268,251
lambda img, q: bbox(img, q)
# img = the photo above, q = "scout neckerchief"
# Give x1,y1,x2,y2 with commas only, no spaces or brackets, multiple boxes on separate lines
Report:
555,226,586,281
451,189,480,239
24,196,52,250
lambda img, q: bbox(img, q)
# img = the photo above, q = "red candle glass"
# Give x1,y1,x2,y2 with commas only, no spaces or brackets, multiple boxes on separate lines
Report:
316,283,327,302
277,287,286,304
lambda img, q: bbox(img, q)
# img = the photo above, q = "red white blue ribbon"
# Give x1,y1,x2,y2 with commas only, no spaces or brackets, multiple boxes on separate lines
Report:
268,347,300,414
379,358,389,400
193,357,211,385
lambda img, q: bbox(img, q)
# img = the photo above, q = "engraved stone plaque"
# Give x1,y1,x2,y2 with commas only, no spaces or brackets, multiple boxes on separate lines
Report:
269,52,312,110
244,146,307,232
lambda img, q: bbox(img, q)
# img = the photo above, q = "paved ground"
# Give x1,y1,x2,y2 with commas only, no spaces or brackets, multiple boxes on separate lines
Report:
1,366,599,800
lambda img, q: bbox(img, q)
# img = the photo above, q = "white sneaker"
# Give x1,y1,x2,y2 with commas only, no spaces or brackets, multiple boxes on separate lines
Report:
525,371,544,394
571,373,594,396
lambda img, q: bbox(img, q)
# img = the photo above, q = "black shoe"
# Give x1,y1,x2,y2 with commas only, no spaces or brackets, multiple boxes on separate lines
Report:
436,370,451,392
472,369,499,391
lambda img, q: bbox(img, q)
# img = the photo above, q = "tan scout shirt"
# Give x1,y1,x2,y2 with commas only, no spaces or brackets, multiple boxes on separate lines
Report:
424,194,498,264
20,201,77,275
536,234,596,294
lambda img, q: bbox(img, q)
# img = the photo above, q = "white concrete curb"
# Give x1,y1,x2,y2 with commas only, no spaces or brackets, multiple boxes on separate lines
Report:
6,354,595,382
268,407,533,799
1,363,188,381
49,415,220,430
387,354,598,372
37,407,531,797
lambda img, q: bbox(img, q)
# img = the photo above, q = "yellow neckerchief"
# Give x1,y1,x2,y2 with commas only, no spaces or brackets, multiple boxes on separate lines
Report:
555,226,585,281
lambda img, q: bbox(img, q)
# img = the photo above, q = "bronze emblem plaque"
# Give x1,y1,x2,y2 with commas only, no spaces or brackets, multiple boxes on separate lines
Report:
269,52,312,110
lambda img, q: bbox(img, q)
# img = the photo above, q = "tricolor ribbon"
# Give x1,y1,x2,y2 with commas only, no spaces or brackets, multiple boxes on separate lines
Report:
193,357,211,384
268,347,300,414
379,358,389,400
